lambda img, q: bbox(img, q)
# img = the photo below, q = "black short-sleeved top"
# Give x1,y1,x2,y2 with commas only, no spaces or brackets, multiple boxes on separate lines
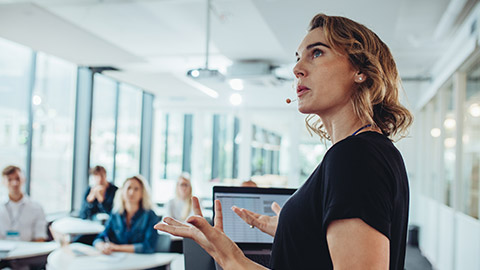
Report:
271,132,409,270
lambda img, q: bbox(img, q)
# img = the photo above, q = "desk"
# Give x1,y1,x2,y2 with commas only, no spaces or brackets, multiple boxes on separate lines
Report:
51,217,104,235
0,240,58,260
47,243,180,270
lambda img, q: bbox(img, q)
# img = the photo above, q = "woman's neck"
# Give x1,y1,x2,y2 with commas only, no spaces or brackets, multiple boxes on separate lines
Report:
318,100,384,143
320,108,364,144
125,202,140,217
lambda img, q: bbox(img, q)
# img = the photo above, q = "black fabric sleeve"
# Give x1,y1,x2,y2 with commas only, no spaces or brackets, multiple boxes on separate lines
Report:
321,138,393,239
79,187,93,219
100,185,117,214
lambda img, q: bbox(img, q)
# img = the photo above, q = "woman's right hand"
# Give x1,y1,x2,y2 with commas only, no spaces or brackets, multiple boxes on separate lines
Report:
154,197,267,270
232,202,281,237
95,242,113,255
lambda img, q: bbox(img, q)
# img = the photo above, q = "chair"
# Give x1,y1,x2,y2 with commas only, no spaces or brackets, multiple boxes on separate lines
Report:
155,234,172,253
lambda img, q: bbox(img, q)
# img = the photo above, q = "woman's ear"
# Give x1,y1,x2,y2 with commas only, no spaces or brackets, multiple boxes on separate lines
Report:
354,71,366,83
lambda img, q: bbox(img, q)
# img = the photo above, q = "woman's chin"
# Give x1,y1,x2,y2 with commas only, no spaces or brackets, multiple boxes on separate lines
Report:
297,104,312,114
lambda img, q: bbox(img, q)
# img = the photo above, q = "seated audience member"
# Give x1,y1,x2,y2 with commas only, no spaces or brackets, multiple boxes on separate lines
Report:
0,165,46,242
166,172,193,222
79,165,118,220
241,179,258,187
93,175,160,254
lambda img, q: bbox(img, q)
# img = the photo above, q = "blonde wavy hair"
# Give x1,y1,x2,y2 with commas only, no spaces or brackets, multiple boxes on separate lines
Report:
305,14,413,141
114,175,153,214
176,172,193,221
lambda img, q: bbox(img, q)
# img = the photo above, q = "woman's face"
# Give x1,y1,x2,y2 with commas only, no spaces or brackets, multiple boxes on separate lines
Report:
293,27,358,117
177,178,191,200
123,179,143,206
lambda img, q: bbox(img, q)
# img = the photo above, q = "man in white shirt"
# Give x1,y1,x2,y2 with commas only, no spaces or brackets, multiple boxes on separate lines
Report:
0,165,47,242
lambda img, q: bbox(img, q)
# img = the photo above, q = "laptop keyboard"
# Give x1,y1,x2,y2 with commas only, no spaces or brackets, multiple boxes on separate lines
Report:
245,253,271,268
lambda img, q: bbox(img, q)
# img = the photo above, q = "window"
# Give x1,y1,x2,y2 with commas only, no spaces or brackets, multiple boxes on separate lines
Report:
0,38,32,199
442,85,455,206
299,143,327,179
90,74,117,182
463,64,480,218
251,126,282,177
213,114,235,181
114,84,142,185
251,125,263,176
29,52,76,213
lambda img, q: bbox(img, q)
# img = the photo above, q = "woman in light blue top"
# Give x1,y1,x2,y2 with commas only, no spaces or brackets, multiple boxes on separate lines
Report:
93,175,160,254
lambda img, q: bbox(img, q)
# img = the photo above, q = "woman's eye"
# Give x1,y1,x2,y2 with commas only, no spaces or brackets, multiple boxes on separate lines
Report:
313,49,323,58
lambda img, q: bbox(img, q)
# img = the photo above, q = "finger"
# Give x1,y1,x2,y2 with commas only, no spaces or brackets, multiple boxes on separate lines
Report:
271,202,282,215
192,196,203,217
232,206,260,219
213,200,223,231
163,217,188,227
187,215,217,241
154,222,194,238
242,210,265,229
240,208,262,218
232,207,256,226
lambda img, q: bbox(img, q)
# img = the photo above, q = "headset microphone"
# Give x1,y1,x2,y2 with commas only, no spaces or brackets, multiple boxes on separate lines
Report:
286,98,298,104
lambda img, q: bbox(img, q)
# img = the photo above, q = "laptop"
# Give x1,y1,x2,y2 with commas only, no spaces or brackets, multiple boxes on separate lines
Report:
213,186,296,269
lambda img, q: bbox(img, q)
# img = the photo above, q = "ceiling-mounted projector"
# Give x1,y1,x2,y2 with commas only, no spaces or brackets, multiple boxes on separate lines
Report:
186,68,224,80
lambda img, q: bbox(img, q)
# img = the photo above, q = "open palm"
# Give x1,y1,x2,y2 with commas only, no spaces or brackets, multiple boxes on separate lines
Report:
232,202,281,237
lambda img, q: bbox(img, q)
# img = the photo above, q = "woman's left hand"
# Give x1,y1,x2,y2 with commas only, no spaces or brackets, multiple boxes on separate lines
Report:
154,197,265,270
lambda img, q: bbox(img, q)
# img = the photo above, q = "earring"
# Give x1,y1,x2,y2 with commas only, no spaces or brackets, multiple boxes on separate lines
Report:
359,77,363,81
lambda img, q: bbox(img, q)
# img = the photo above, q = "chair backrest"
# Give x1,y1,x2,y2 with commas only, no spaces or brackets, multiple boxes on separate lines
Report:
155,234,172,252
183,238,215,270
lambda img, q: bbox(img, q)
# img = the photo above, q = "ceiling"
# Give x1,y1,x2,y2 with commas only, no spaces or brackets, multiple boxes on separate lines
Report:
0,0,476,140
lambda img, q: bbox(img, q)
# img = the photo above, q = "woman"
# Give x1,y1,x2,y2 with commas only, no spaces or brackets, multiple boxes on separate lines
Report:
165,172,193,222
79,165,118,220
94,175,159,254
155,13,412,270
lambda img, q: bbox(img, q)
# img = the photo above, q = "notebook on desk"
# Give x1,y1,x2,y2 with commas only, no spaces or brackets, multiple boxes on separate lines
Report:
213,186,296,269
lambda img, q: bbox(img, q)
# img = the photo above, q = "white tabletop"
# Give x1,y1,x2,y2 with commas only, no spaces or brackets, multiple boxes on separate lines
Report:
0,240,59,260
51,217,104,235
47,243,180,270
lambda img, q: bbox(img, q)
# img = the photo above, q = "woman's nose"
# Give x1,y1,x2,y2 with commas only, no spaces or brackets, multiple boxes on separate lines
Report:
293,61,306,78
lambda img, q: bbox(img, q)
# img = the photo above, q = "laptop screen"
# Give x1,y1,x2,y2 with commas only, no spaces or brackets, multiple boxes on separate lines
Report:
213,186,296,244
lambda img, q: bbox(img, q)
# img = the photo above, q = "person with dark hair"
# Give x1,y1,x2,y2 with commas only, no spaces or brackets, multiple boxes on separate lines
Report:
79,165,118,220
155,13,412,270
0,165,46,242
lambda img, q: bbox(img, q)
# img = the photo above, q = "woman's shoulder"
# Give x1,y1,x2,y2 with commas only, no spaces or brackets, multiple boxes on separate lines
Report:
325,132,391,162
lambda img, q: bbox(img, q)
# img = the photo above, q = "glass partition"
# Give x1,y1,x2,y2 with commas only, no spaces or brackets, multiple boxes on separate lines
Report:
90,74,117,182
29,52,76,213
0,38,32,199
463,63,480,218
114,84,142,185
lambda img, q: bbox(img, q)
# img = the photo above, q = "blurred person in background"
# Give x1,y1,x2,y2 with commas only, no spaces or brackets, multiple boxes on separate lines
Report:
79,165,118,220
241,180,258,187
165,172,193,222
0,165,46,242
94,175,160,254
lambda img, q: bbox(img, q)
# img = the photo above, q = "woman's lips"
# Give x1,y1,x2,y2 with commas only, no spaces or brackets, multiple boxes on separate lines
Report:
297,85,310,97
